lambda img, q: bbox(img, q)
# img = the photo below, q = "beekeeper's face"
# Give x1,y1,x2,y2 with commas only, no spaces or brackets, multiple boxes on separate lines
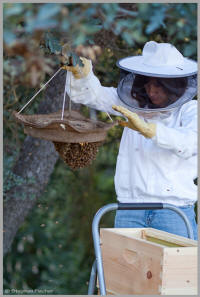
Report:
144,78,169,108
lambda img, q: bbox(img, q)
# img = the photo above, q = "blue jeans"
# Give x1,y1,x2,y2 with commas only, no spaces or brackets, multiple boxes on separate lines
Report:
114,205,198,240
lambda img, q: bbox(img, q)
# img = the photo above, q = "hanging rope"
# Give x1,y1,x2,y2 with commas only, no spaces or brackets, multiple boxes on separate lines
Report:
61,71,70,120
18,68,62,114
17,59,113,123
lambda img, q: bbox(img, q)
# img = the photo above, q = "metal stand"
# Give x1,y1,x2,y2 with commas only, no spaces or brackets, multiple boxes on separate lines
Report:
88,202,194,295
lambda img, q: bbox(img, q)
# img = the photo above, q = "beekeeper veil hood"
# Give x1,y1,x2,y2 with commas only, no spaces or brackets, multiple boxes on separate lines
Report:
116,41,197,117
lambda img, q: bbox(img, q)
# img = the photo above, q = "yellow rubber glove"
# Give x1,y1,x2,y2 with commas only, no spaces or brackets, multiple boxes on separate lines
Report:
112,105,156,138
61,57,91,79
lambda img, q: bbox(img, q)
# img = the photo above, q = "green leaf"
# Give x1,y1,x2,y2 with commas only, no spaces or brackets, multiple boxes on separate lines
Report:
61,20,70,31
3,30,16,46
78,59,84,67
122,31,134,46
138,3,150,14
114,20,128,34
71,53,78,66
3,3,24,17
73,34,86,46
82,24,101,34
34,19,58,30
37,3,60,20
133,31,148,43
167,25,177,36
87,39,95,45
145,8,166,34
183,43,197,57
70,53,84,67
84,7,98,17
27,6,59,32
102,3,119,13
45,32,62,54
117,7,138,17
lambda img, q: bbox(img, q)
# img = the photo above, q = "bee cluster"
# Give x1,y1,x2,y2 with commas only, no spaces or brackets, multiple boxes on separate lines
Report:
13,110,115,170
53,141,103,170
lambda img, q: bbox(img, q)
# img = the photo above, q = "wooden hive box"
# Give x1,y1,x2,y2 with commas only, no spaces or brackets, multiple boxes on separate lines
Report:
100,228,197,295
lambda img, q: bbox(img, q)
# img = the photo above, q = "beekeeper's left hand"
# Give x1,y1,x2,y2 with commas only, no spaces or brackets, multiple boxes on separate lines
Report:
112,105,156,138
61,57,91,79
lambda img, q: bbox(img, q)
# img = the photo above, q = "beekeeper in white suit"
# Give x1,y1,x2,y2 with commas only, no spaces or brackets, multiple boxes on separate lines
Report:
62,41,198,240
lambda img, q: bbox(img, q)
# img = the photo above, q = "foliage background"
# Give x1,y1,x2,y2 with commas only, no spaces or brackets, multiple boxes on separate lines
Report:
3,3,197,295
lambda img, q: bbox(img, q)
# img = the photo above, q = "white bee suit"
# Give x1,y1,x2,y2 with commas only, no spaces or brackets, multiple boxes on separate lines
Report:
65,67,197,207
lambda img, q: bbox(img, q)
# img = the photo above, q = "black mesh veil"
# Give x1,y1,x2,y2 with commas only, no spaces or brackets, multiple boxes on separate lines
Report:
117,69,197,113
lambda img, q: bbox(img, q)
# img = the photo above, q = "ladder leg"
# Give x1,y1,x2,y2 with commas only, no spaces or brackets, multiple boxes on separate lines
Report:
88,260,97,295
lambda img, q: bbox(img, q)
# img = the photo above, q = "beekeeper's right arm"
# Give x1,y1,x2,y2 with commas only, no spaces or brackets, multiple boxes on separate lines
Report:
61,57,125,116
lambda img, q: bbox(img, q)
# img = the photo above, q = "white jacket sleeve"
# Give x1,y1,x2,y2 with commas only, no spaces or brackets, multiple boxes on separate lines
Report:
153,101,197,159
65,65,128,116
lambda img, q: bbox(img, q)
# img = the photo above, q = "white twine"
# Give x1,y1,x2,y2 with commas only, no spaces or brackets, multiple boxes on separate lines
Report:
18,68,62,114
61,71,70,120
68,71,72,114
18,60,113,124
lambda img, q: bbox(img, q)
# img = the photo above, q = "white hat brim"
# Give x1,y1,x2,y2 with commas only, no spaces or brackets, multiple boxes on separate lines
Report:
117,56,197,78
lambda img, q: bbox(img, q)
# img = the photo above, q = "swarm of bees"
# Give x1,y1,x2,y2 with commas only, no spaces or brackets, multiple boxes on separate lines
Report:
13,109,115,171
53,141,103,170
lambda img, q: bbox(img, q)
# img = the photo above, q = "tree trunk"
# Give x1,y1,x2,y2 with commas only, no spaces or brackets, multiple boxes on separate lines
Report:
3,69,77,256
